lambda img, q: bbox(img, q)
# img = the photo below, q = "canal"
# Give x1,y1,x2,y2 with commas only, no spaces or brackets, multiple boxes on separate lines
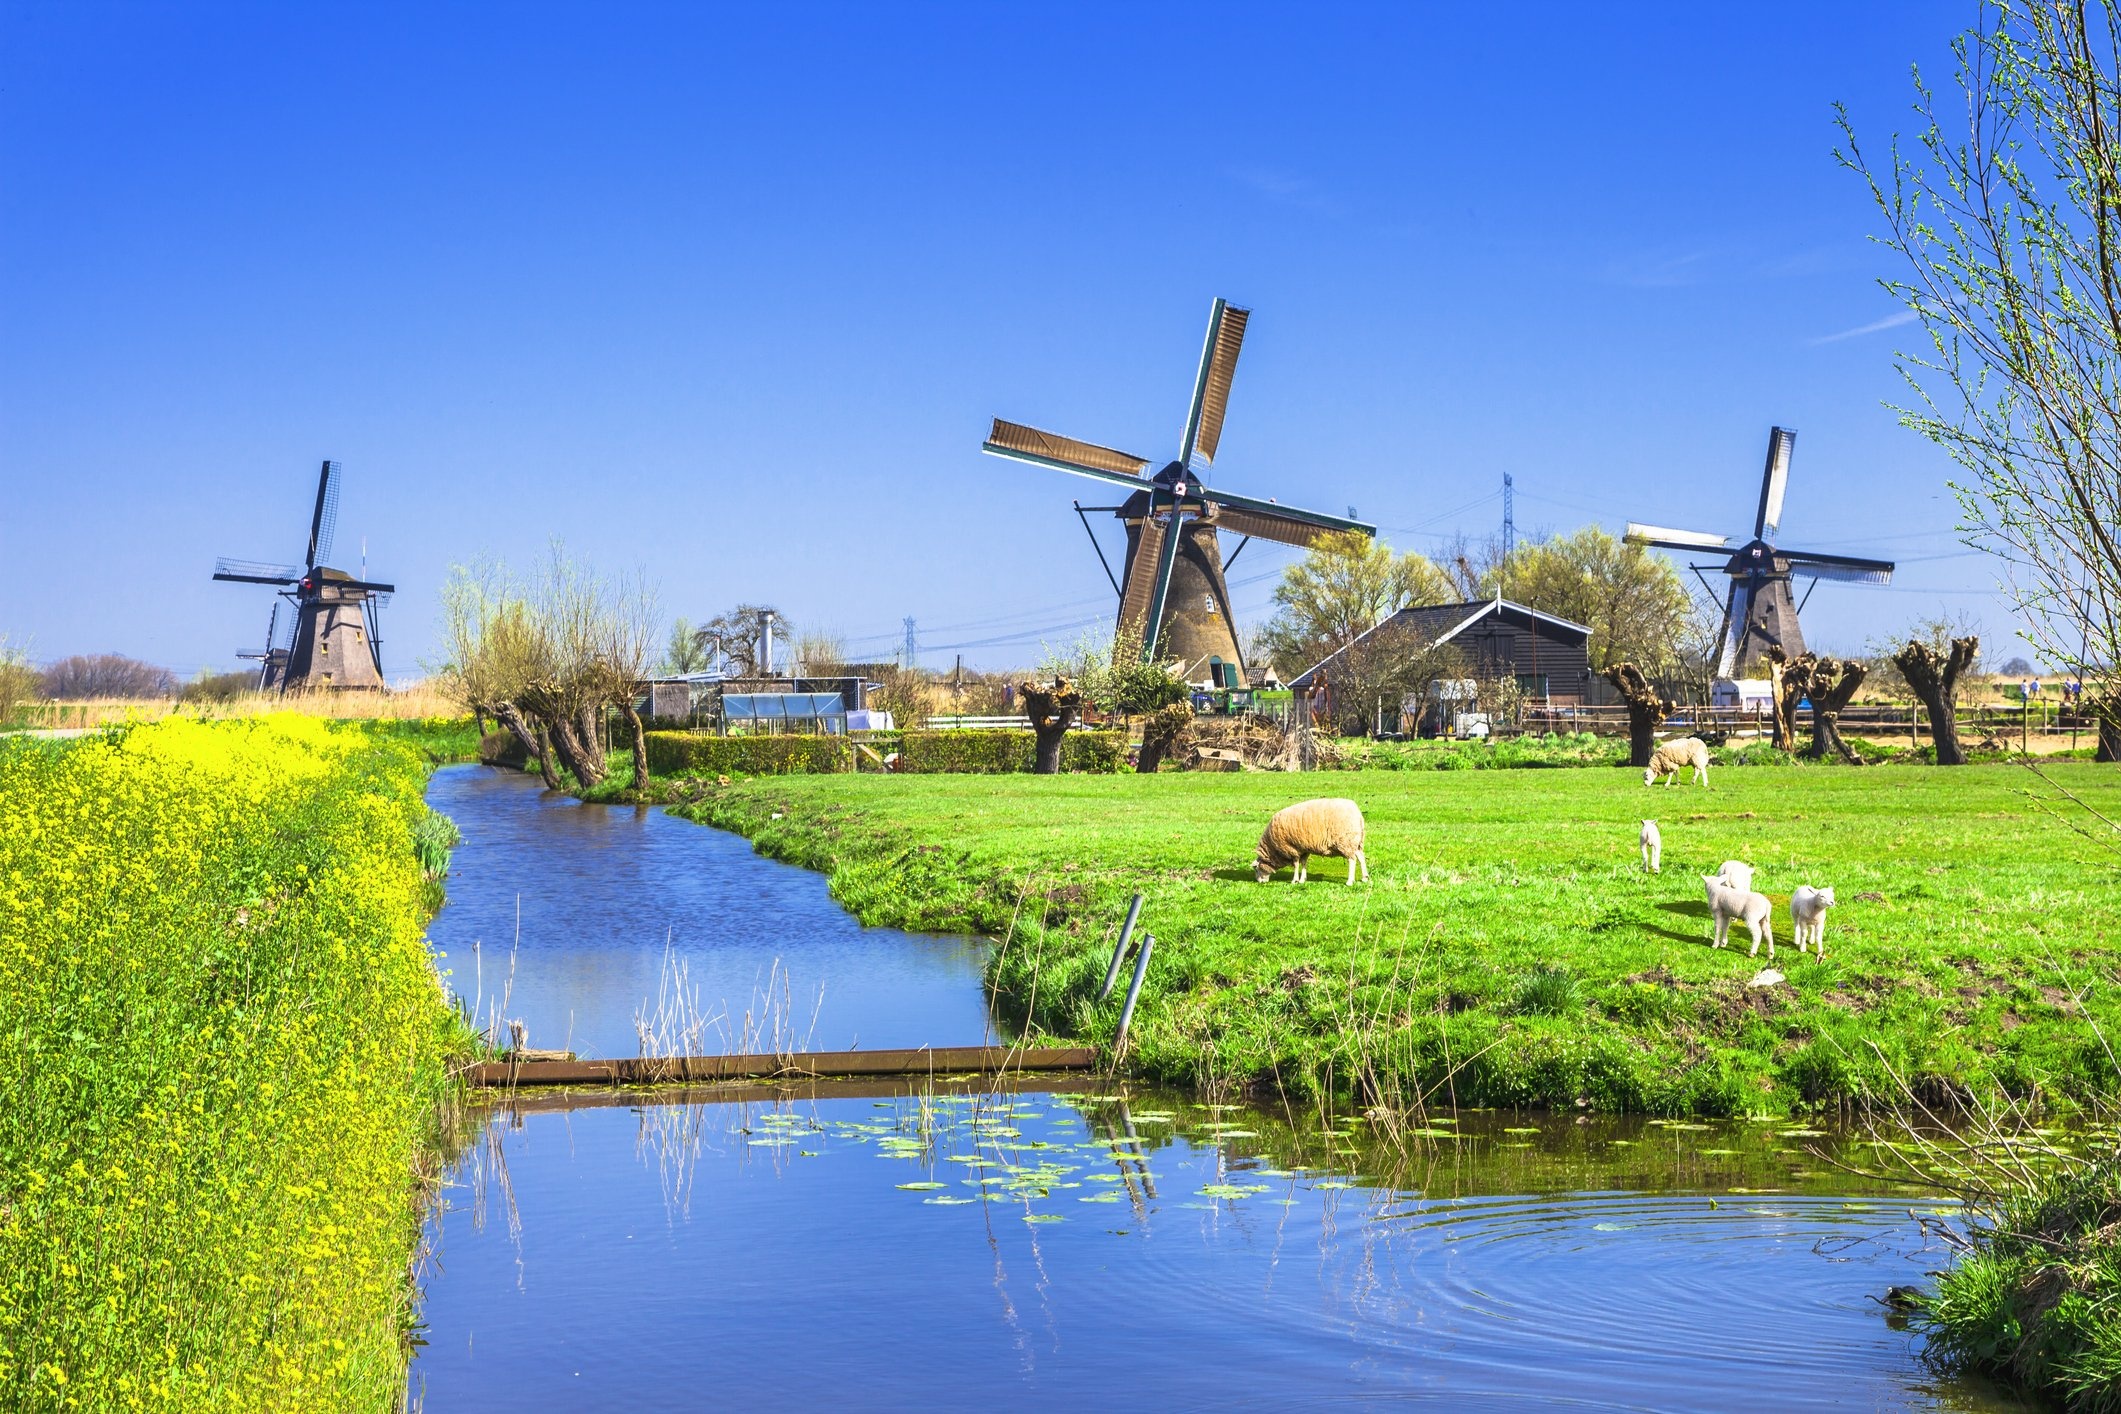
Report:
410,765,2025,1411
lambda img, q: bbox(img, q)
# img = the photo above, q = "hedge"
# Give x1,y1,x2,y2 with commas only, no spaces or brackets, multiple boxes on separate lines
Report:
644,731,853,776
897,729,1126,774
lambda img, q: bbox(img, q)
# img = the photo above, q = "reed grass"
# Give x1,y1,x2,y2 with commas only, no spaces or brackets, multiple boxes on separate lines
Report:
10,681,465,731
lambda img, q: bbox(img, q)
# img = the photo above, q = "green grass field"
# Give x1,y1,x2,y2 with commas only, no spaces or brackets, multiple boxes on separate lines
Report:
681,761,2121,1117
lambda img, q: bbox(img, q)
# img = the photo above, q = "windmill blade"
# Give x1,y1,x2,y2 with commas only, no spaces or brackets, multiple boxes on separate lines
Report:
1178,299,1249,471
1197,485,1375,538
1210,503,1348,550
983,419,1152,488
330,576,397,594
1116,514,1170,645
269,600,295,651
214,557,301,584
1625,523,1729,552
1756,427,1795,540
1784,549,1895,585
307,459,343,567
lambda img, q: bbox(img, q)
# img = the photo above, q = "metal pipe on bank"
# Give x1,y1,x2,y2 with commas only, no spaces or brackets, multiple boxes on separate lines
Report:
1098,893,1145,1002
1116,933,1156,1051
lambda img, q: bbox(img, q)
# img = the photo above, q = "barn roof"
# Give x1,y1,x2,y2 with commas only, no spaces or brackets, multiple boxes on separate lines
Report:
1287,595,1591,689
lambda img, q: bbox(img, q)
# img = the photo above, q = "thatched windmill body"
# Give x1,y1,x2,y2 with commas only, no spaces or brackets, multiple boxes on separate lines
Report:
214,460,395,691
982,299,1373,684
1625,427,1896,678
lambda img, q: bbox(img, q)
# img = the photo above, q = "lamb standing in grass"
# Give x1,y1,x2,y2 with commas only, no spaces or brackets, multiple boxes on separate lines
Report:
1256,798,1368,885
1715,860,1755,893
1790,885,1836,956
1645,737,1711,788
1640,820,1661,873
1703,874,1774,958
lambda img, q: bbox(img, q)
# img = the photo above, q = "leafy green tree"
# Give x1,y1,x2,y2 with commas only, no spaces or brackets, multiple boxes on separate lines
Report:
1487,527,1693,671
660,617,710,675
1257,531,1453,678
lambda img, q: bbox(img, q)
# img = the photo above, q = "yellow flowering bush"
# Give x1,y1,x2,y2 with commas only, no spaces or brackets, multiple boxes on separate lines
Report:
0,717,466,1411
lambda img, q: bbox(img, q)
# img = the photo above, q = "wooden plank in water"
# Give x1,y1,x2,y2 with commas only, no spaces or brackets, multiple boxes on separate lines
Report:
463,1044,1098,1089
486,1071,1113,1114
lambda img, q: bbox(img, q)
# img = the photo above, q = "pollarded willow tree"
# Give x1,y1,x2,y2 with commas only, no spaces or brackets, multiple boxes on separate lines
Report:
438,545,657,791
1839,0,2121,760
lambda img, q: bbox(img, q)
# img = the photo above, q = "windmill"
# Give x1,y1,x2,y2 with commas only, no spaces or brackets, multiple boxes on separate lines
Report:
1625,427,1896,679
982,299,1374,684
213,460,395,691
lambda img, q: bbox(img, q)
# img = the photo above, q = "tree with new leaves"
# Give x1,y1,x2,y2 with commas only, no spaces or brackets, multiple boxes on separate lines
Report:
1489,527,1696,672
437,546,657,791
1256,531,1453,680
1840,1,2121,758
660,618,710,675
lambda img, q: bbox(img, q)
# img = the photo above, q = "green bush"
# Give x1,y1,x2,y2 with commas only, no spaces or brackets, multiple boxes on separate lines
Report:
479,728,529,767
897,729,1126,774
644,731,852,776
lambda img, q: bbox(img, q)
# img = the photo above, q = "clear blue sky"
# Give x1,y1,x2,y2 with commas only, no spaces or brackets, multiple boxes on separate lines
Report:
0,3,2032,678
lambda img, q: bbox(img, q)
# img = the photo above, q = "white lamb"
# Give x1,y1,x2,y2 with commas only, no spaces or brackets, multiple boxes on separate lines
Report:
1255,798,1369,885
1640,820,1661,873
1645,737,1711,788
1790,885,1836,957
1715,860,1755,893
1703,874,1774,958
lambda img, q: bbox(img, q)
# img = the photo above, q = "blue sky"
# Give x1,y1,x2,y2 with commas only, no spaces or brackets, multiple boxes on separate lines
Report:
0,3,2028,678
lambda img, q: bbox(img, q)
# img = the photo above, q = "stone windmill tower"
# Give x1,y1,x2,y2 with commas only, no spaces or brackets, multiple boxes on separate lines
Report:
214,460,395,691
1626,428,1897,678
982,299,1373,684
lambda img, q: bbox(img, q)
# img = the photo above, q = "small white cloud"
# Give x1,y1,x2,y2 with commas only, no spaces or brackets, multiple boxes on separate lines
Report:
1225,166,1347,219
1809,309,1918,344
1602,249,1711,288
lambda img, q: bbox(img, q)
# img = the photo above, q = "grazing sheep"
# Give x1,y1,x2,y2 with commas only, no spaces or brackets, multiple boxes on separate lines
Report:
1703,874,1774,958
1640,820,1661,873
1790,885,1836,957
1645,737,1711,788
1256,798,1369,886
1715,860,1755,893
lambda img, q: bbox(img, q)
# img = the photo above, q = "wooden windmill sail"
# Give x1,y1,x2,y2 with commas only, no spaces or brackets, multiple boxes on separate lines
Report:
982,299,1374,683
1625,428,1896,678
213,460,395,691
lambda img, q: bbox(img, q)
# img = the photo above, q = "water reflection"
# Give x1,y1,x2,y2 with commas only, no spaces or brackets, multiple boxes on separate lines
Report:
413,1084,2028,1412
424,765,993,1058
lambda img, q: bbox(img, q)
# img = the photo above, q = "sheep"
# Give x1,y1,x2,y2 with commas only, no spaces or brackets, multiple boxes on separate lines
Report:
1644,737,1711,788
1640,820,1661,873
1715,860,1755,893
1790,885,1836,957
1255,798,1368,885
1703,874,1774,958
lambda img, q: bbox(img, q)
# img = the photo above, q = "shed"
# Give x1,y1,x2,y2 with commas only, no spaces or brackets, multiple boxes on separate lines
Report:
1288,596,1595,703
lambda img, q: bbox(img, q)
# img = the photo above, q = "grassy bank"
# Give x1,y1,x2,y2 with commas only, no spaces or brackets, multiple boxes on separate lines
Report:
0,717,469,1410
676,763,2121,1116
1921,1150,2121,1411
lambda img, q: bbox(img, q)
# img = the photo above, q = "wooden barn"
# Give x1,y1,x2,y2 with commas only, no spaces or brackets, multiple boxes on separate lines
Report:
1287,596,1595,724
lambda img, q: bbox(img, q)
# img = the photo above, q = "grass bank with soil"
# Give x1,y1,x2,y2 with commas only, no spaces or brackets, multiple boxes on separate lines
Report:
676,763,2121,1117
0,717,470,1411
